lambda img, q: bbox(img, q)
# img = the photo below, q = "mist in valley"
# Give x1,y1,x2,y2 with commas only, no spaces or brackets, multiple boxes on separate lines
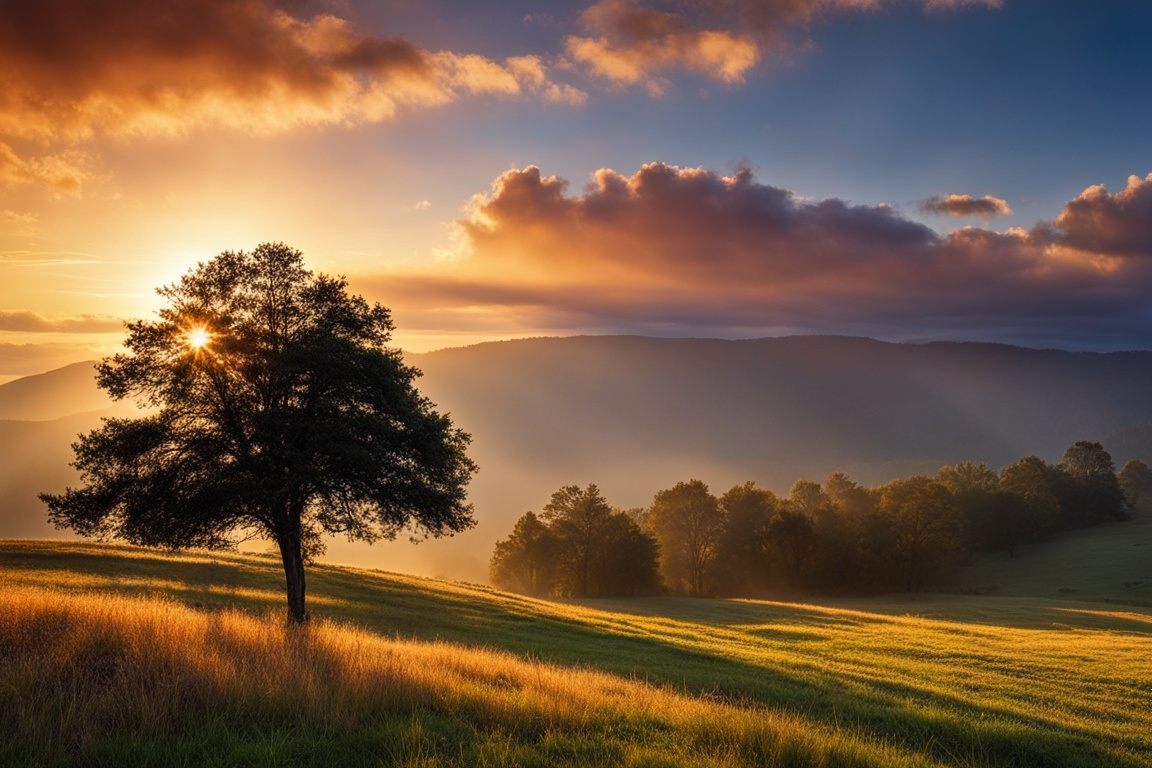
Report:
5,334,1152,583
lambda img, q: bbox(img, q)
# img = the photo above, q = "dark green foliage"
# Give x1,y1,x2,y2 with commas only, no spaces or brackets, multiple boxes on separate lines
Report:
489,511,557,596
711,481,778,595
1058,441,1126,525
997,456,1062,557
1117,458,1152,508
41,243,476,622
491,485,662,597
871,476,963,592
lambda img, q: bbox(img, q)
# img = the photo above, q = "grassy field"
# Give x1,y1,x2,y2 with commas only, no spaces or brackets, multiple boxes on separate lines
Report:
1,535,1150,767
943,506,1152,606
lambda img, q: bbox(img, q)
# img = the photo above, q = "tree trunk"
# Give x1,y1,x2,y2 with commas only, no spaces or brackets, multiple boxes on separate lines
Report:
277,528,309,624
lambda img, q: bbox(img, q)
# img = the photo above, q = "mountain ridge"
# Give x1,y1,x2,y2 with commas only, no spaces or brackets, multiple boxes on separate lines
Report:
5,334,1152,581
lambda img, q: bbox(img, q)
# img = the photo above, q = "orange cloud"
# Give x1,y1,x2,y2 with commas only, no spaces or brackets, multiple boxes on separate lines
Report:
564,0,1000,90
0,142,91,193
1050,174,1152,258
0,311,123,334
370,164,1152,345
0,0,582,188
566,2,759,93
921,194,1012,218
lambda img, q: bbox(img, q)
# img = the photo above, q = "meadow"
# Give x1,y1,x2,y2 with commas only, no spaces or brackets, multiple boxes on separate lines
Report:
1,513,1150,767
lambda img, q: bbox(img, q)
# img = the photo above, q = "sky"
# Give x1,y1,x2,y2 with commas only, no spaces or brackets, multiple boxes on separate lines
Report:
2,0,1152,380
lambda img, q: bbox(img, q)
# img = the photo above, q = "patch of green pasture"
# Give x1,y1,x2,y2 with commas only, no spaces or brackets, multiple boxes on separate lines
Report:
943,508,1152,606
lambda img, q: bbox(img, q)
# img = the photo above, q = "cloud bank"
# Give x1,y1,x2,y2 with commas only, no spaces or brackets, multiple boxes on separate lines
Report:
376,165,1152,348
0,0,582,189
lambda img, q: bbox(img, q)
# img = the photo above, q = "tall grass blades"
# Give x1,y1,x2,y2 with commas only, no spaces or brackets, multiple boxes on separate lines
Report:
0,585,926,768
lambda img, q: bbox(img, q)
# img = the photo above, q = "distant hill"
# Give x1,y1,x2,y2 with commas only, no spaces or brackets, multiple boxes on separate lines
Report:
0,361,108,420
0,362,141,540
6,335,1152,581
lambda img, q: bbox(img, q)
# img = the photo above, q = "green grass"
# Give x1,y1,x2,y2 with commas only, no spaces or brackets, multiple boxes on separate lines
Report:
943,506,1152,606
1,537,1150,767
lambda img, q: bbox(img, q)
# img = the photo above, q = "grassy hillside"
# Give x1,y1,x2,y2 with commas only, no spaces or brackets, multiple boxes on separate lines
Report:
2,540,1150,767
944,505,1152,606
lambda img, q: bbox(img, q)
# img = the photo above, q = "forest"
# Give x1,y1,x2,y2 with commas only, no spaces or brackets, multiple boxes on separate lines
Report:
490,441,1152,598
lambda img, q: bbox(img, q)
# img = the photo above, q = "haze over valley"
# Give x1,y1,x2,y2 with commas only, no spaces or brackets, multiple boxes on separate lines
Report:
7,334,1152,581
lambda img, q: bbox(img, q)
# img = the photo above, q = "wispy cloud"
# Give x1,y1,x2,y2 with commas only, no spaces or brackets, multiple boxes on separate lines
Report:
0,311,123,333
0,250,102,266
0,142,92,193
564,0,1000,92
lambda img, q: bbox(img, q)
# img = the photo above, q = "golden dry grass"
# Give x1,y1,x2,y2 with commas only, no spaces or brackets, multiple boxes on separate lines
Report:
2,538,1150,766
0,583,926,767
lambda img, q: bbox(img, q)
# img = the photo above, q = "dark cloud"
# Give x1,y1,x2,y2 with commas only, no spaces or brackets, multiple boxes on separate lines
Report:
369,165,1152,348
921,194,1012,218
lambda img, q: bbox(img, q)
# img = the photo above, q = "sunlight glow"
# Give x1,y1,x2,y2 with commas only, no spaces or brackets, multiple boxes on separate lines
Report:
185,324,213,352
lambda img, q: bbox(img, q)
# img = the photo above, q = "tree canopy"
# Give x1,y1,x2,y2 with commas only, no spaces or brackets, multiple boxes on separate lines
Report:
492,484,660,597
646,479,723,596
41,243,477,623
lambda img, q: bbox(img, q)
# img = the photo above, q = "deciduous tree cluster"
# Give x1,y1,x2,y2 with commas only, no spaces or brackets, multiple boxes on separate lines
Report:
491,442,1141,598
489,484,661,597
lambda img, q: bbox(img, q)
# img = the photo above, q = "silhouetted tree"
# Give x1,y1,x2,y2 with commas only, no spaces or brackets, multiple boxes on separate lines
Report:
789,478,831,515
934,461,998,495
541,484,613,597
494,488,660,597
598,511,663,596
713,481,778,595
646,479,723,596
873,475,962,591
490,511,558,596
1058,441,1125,525
824,471,873,518
41,244,476,623
935,461,1000,554
1117,459,1152,509
767,505,816,590
798,476,861,593
998,456,1061,556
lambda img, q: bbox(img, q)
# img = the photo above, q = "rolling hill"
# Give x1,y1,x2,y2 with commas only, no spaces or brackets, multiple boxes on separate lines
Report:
4,335,1152,581
1,538,1149,767
0,361,110,421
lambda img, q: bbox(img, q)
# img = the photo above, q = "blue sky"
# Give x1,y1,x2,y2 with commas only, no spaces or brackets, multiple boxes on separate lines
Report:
2,0,1151,377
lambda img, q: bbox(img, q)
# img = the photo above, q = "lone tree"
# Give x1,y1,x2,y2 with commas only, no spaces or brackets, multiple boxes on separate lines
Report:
41,243,477,623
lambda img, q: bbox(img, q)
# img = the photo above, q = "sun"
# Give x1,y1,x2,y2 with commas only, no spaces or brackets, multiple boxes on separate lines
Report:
185,324,213,352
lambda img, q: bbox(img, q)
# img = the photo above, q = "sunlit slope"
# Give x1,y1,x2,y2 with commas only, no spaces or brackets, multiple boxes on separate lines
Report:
945,505,1152,606
2,540,1149,767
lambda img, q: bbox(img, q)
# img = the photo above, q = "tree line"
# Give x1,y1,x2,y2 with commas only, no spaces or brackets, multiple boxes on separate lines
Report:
490,441,1151,598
